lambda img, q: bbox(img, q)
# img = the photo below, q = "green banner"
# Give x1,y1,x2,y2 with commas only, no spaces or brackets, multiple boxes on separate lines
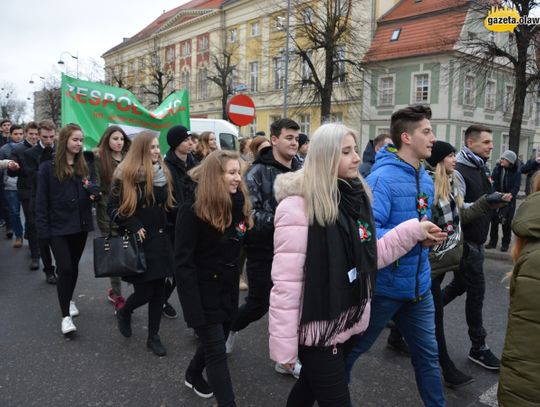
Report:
61,74,190,152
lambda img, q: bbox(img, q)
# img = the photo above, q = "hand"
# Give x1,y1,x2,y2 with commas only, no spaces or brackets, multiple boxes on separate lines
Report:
7,160,19,171
501,193,512,202
419,216,447,247
137,228,146,241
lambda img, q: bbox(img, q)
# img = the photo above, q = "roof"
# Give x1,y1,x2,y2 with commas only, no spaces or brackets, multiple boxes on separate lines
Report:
364,0,469,63
103,0,224,56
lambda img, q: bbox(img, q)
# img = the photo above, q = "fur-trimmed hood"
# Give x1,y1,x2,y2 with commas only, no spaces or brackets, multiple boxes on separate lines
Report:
274,170,304,203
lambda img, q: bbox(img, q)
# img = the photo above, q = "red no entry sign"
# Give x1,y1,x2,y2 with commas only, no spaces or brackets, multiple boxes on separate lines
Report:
227,94,256,126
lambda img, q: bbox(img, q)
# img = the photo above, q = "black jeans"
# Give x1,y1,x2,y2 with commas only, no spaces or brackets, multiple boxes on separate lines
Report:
163,277,176,303
19,197,39,259
230,257,272,332
189,323,236,407
123,278,165,337
287,344,351,407
488,217,512,247
39,237,55,274
432,274,451,368
442,241,487,349
50,232,88,317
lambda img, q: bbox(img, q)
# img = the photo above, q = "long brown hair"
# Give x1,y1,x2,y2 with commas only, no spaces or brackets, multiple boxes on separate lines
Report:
512,171,540,262
195,131,215,160
113,131,174,217
189,150,252,232
54,123,88,183
96,125,131,188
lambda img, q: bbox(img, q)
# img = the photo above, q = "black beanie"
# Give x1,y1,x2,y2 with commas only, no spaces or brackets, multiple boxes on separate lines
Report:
426,141,455,167
298,133,309,148
167,125,190,149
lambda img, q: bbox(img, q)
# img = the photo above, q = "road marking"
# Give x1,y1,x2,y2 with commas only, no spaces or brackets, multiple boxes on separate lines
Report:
479,383,499,406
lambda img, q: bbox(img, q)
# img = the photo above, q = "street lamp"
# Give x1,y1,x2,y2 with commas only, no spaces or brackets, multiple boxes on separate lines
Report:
277,0,291,117
29,73,45,84
58,51,79,78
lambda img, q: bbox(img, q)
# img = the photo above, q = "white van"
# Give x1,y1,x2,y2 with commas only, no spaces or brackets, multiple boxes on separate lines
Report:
189,118,239,151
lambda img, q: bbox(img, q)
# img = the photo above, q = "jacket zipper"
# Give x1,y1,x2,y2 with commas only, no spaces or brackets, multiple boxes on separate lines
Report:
414,168,421,302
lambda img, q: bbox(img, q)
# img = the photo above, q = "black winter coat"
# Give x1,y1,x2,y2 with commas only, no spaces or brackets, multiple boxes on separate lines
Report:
244,146,300,260
107,179,174,284
174,203,246,328
521,158,540,195
22,143,54,201
492,162,521,222
35,160,95,238
7,140,33,199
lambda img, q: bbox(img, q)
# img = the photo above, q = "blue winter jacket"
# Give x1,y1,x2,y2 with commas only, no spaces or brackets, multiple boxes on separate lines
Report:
367,146,434,300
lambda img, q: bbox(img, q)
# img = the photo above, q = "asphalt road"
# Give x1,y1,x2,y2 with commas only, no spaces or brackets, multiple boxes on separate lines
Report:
0,228,513,407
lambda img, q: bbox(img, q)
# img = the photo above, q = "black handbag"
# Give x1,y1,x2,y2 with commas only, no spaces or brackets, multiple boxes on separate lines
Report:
93,220,147,278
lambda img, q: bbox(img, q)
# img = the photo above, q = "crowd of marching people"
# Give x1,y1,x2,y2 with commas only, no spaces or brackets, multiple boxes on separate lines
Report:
1,108,539,406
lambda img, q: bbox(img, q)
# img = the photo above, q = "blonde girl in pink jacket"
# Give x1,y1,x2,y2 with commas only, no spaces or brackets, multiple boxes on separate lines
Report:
269,123,445,407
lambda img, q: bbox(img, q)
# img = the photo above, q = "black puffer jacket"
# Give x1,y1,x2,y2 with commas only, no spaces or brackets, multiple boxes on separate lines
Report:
7,140,33,199
244,146,300,260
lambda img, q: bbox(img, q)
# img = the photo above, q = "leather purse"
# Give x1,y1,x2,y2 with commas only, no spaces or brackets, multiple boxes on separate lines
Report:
93,220,147,278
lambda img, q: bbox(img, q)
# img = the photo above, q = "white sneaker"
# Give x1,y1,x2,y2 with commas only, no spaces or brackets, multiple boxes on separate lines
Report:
225,331,238,354
61,316,77,334
275,360,302,379
69,301,79,317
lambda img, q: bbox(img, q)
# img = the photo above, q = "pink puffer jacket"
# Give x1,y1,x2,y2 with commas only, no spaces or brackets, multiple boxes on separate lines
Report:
268,173,429,365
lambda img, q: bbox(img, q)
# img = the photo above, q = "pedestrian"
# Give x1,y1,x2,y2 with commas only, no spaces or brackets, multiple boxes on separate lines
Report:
442,125,511,371
520,149,540,196
35,123,99,335
344,105,447,406
162,125,199,319
108,131,174,356
194,131,217,161
94,125,132,311
498,171,540,407
248,135,271,161
225,118,301,376
359,133,392,177
23,120,57,284
175,150,252,406
269,122,444,406
295,133,309,167
485,150,521,252
239,137,253,164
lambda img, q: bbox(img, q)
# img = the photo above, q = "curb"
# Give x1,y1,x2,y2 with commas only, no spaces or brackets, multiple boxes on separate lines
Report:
484,248,513,263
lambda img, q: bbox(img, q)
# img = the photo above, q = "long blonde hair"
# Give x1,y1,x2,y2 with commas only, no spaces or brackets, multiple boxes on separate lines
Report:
189,150,252,232
54,123,88,183
113,131,173,217
195,131,215,160
302,123,371,226
432,160,464,207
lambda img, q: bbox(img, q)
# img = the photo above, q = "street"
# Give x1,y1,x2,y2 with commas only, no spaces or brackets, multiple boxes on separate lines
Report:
0,229,512,407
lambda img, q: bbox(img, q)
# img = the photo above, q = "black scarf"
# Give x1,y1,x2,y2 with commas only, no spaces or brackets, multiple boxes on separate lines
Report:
299,178,377,346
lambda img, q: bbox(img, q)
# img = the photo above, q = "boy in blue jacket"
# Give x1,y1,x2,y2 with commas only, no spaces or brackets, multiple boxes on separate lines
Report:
345,105,447,406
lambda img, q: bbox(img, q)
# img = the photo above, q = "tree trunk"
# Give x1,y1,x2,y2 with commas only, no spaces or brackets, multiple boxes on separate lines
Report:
508,41,529,155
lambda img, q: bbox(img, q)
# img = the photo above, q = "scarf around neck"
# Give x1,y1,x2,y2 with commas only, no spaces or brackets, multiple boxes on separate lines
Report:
152,163,167,187
299,178,377,347
461,146,486,169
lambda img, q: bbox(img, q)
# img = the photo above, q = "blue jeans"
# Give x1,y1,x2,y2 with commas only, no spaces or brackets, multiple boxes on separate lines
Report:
345,292,445,407
4,190,23,238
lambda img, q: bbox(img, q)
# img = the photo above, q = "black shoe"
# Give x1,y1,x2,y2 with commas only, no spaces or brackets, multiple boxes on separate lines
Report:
500,245,509,252
442,363,474,389
6,230,13,239
30,259,40,271
387,329,410,356
162,302,178,319
116,309,132,338
485,241,497,249
185,370,213,398
46,273,57,285
468,347,500,370
146,334,166,356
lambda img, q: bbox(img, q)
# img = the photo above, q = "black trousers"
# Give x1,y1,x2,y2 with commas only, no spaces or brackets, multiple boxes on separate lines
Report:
19,196,39,259
442,241,487,349
39,238,55,274
287,344,351,407
189,323,236,407
230,257,272,332
123,278,165,337
50,232,88,317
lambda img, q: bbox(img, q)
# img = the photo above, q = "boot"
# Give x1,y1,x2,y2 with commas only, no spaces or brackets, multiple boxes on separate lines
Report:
146,334,166,356
116,308,132,337
442,361,474,389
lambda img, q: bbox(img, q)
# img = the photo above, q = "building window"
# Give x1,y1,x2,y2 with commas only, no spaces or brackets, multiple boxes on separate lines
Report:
181,41,191,57
301,51,312,85
413,73,429,103
298,114,311,135
166,47,175,62
485,80,496,110
229,65,238,90
270,115,282,124
273,57,284,90
463,74,475,107
274,15,285,31
249,61,259,92
329,112,343,123
504,84,514,114
181,70,190,93
334,45,346,83
391,28,401,41
198,35,209,51
379,76,394,106
248,118,257,137
250,21,260,37
198,67,208,99
229,29,237,44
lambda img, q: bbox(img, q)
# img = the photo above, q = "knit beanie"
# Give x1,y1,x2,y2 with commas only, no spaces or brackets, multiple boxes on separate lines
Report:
167,125,190,149
426,141,455,167
500,150,517,165
298,133,309,149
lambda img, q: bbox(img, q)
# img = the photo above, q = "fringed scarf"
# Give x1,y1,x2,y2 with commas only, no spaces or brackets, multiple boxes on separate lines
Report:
299,178,377,347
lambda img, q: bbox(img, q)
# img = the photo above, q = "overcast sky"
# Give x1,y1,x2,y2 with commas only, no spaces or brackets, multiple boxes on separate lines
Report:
1,0,189,120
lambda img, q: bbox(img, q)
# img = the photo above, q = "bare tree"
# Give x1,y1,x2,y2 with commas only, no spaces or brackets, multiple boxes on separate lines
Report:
34,78,61,125
140,41,175,108
457,0,540,154
207,44,238,119
0,82,26,121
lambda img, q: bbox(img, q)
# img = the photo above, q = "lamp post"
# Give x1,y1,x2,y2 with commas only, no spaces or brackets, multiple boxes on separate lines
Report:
58,51,79,78
29,73,45,84
278,0,291,117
